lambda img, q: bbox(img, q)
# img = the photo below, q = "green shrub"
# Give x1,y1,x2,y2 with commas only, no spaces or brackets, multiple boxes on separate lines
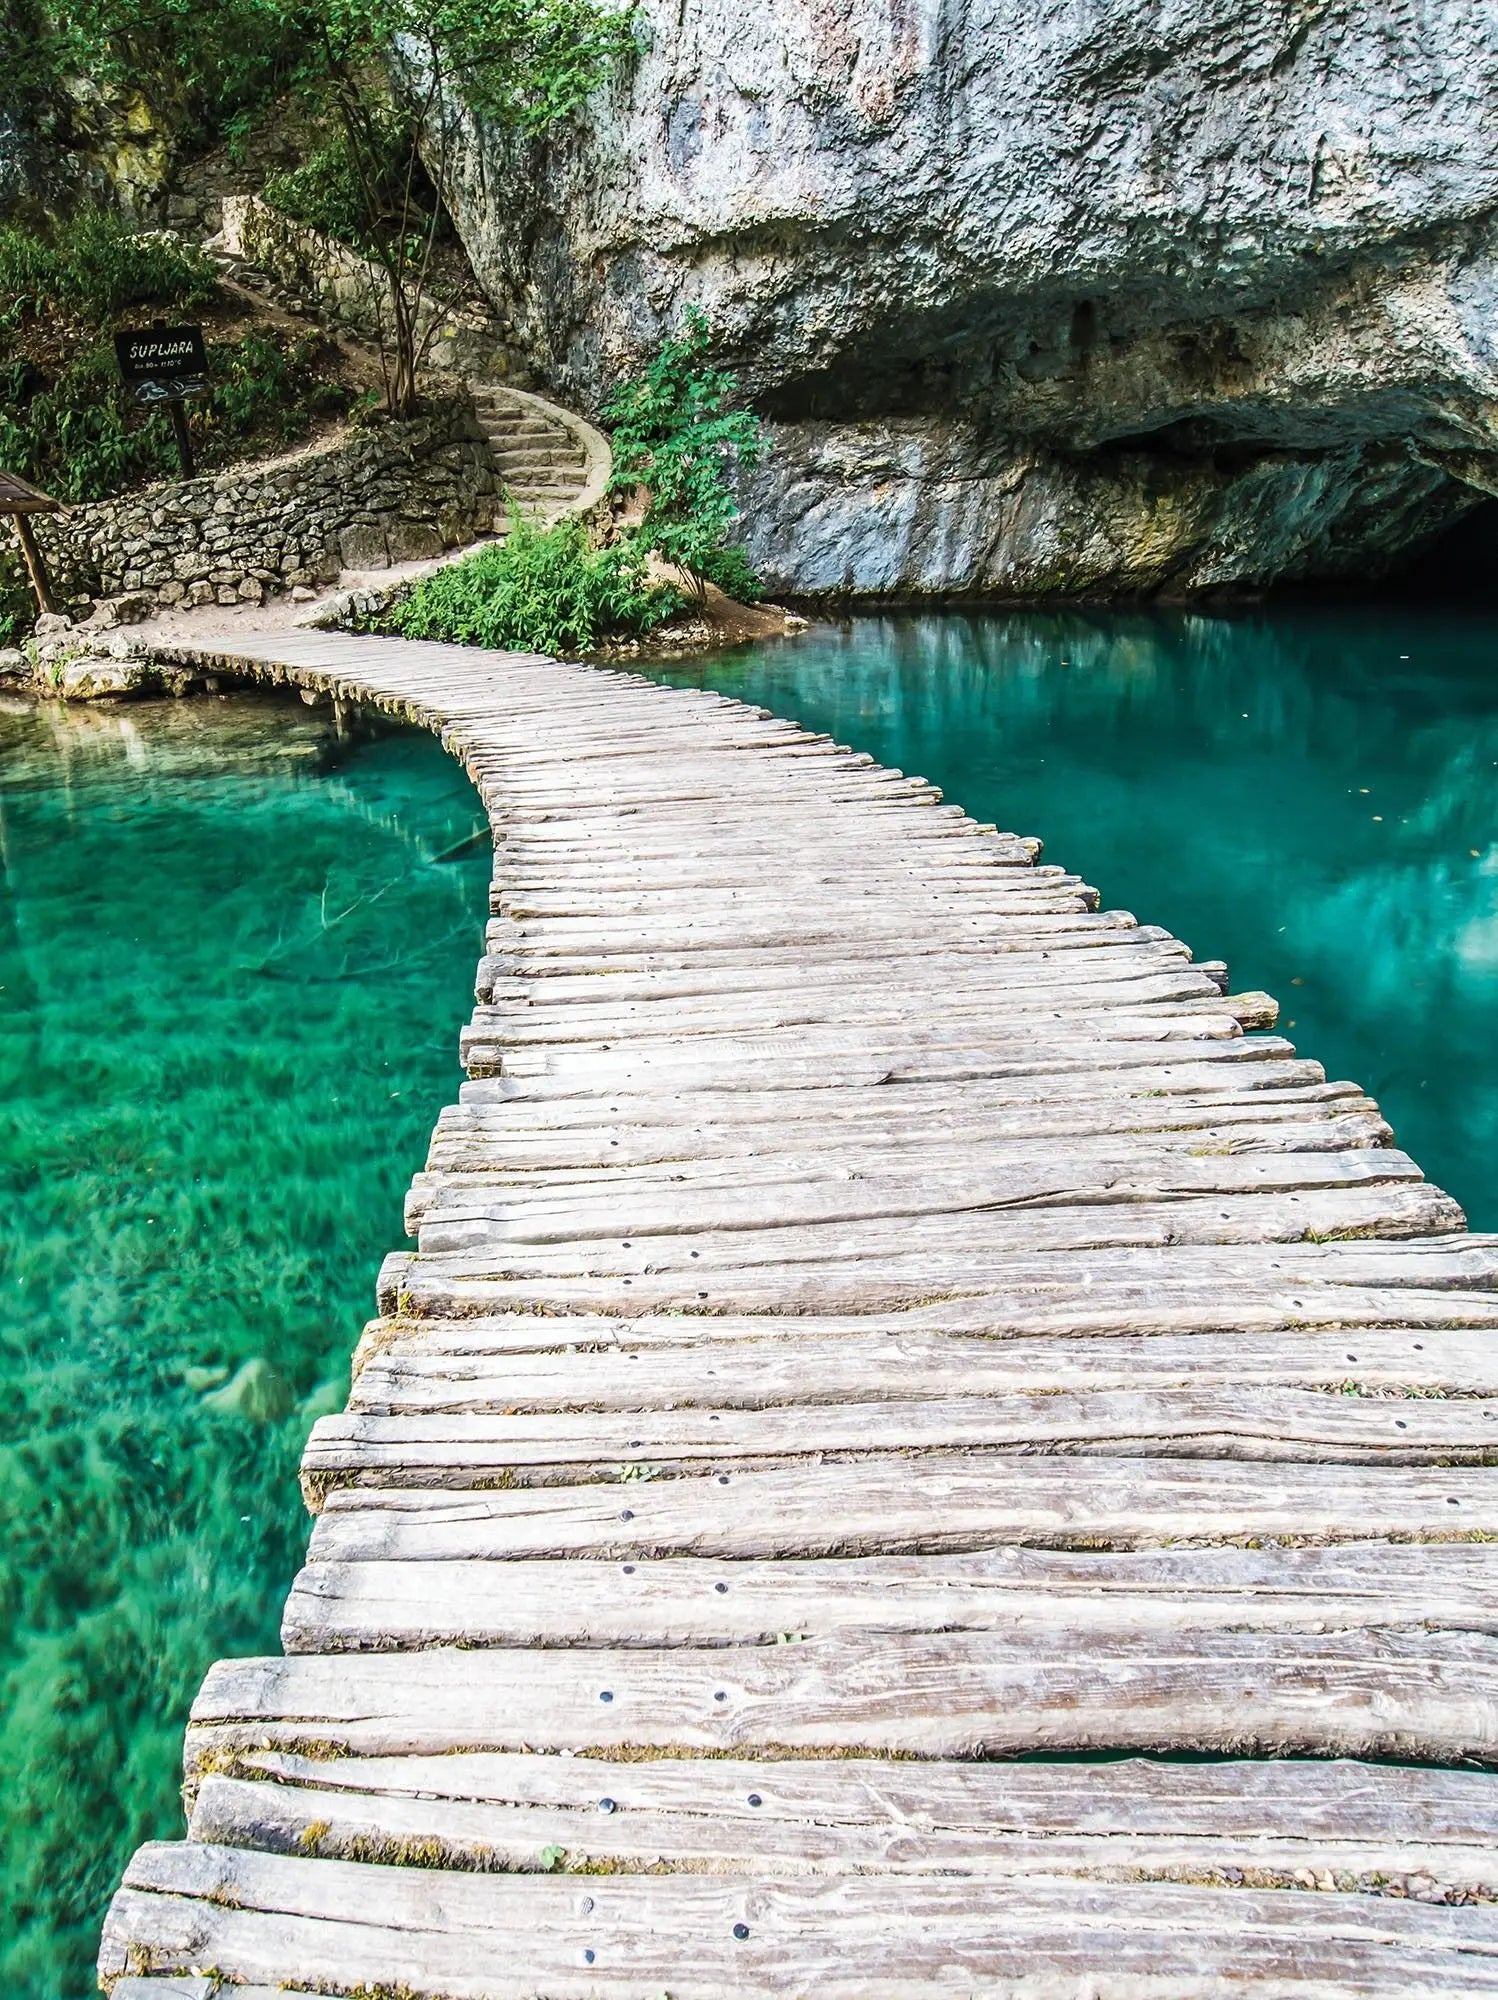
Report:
0,211,216,332
0,543,33,647
603,304,765,600
263,122,419,254
384,512,684,656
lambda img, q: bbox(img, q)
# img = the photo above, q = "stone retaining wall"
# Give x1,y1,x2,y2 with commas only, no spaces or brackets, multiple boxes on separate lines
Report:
36,394,497,613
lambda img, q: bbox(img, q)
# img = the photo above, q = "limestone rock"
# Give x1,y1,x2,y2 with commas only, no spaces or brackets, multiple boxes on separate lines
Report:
200,1356,293,1424
85,591,155,630
441,0,1498,594
54,651,151,700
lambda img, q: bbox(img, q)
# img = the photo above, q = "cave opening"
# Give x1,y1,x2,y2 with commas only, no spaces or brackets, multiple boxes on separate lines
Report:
1385,498,1498,605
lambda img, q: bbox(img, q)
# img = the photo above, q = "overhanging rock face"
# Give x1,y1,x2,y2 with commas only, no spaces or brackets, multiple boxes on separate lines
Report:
442,0,1498,595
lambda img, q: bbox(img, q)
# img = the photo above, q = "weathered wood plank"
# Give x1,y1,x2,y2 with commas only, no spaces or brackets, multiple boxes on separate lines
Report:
351,1323,1498,1398
404,1185,1466,1280
189,1764,1498,1895
306,1455,1498,1554
184,1625,1498,1765
280,1543,1498,1652
197,1748,1498,1846
100,1845,1498,1996
298,1387,1498,1496
411,1149,1426,1246
353,1315,1498,1391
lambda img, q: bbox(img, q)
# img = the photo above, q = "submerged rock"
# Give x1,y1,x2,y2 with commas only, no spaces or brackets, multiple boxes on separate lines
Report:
442,0,1498,596
201,1356,294,1424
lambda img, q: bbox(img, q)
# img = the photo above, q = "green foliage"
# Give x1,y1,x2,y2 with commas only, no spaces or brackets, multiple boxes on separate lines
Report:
603,304,765,599
0,210,215,331
258,0,637,414
303,0,638,131
385,511,682,655
263,135,379,248
39,0,302,147
205,328,355,446
0,209,352,529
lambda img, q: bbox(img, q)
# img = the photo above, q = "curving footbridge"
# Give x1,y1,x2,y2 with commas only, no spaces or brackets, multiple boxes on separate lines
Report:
101,630,1498,1996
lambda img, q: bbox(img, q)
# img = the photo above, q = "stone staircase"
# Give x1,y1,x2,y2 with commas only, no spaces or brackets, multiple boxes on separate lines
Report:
205,220,611,538
472,384,609,528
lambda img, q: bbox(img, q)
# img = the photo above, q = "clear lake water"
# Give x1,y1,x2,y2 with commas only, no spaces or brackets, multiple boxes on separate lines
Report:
0,691,489,1994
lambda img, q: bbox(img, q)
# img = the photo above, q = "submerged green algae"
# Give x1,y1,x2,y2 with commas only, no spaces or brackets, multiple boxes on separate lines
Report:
0,691,489,1994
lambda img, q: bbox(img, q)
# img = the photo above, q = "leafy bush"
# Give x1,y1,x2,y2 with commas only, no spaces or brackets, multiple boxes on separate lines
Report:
263,141,369,247
263,122,419,253
0,211,216,331
385,511,684,656
0,209,354,637
603,305,765,599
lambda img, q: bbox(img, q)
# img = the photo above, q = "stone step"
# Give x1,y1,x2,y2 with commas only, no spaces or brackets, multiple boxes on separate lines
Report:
482,422,573,449
471,401,557,426
501,477,582,497
492,450,587,475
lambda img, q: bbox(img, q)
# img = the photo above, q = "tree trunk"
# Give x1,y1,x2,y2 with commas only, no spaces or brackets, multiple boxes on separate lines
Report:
387,268,419,420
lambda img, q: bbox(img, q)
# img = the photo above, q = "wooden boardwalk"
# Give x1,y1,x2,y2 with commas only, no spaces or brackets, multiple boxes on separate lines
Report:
100,631,1498,1996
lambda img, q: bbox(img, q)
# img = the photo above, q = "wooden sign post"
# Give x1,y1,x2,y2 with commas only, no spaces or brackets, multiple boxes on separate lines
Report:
114,322,209,479
0,468,60,616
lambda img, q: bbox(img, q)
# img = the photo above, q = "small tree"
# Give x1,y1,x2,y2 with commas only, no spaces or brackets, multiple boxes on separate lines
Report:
48,0,633,416
603,305,765,601
273,0,636,416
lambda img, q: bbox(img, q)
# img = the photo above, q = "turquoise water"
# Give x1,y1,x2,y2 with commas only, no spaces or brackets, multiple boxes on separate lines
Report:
7,612,1498,1990
652,607,1498,1228
0,692,489,1995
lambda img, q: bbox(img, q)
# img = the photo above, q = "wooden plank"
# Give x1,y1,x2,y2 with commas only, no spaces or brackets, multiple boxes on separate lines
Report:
461,975,1239,1041
100,1845,1498,1996
197,1748,1498,1848
382,1237,1498,1320
297,1388,1498,1496
403,1186,1467,1280
280,1543,1498,1652
419,1111,1397,1184
454,1057,1345,1120
305,1455,1498,1555
410,1149,1426,1244
183,1626,1498,1766
348,1324,1498,1409
188,1763,1498,1892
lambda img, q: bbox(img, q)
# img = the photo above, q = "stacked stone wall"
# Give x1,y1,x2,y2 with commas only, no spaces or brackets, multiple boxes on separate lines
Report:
35,394,496,613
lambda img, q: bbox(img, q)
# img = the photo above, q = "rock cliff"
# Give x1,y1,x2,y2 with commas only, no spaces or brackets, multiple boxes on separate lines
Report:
443,0,1498,596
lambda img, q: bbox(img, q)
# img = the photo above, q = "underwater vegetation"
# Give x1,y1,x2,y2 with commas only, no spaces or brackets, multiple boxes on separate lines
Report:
0,690,489,1994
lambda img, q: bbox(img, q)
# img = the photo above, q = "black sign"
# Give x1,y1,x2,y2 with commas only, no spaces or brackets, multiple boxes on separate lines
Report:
114,324,208,405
